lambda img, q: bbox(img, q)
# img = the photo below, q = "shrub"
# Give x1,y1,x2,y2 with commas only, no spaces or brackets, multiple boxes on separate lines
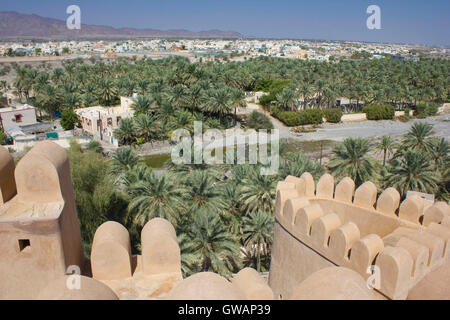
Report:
254,78,290,93
87,141,103,153
277,111,301,126
257,79,290,107
362,105,395,120
247,111,274,131
270,106,282,117
0,127,6,145
299,109,324,125
271,108,324,126
323,108,342,123
60,109,79,130
414,103,438,118
259,93,276,107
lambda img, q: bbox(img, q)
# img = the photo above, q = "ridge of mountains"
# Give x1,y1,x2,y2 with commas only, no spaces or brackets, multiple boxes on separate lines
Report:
0,11,243,39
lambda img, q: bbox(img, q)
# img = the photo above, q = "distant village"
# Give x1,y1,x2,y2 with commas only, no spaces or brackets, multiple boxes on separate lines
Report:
1,38,448,62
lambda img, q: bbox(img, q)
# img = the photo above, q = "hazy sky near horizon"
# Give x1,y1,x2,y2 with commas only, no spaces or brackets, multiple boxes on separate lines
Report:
2,0,449,46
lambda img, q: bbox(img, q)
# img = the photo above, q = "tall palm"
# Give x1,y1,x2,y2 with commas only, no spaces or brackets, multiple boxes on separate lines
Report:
0,80,8,92
167,84,187,108
182,209,240,276
375,136,396,166
178,233,200,277
298,82,313,110
280,154,325,180
242,211,274,272
203,88,233,116
97,78,118,106
187,84,204,115
118,163,153,192
134,113,159,143
127,172,185,227
275,88,297,111
110,146,139,174
401,122,435,155
132,95,154,115
239,166,277,214
328,137,379,186
231,89,247,125
113,118,136,146
385,150,439,198
184,170,227,214
36,84,60,120
61,92,82,109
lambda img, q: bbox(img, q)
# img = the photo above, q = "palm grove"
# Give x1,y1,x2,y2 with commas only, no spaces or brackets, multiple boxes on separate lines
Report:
3,55,449,277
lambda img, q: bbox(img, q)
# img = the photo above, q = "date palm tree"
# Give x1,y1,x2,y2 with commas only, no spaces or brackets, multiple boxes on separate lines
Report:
132,95,154,115
203,88,233,116
187,84,204,115
36,84,60,120
328,137,379,187
127,172,186,227
242,211,274,272
167,84,187,108
239,166,277,214
178,233,200,277
184,170,227,214
230,89,247,125
274,88,297,111
280,154,325,180
113,118,136,146
375,136,396,166
298,82,313,110
182,209,240,276
400,122,435,155
97,77,118,106
110,146,139,174
385,150,439,198
134,113,159,144
429,137,450,171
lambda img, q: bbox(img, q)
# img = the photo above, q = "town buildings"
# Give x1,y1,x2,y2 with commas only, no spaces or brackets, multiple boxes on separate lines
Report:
0,104,37,131
75,96,135,146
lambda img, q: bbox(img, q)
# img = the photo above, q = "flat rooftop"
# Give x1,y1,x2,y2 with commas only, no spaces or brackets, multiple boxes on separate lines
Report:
0,197,63,220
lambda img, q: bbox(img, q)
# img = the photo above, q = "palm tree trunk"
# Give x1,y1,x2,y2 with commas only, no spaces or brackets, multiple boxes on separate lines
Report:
257,241,261,273
383,149,386,167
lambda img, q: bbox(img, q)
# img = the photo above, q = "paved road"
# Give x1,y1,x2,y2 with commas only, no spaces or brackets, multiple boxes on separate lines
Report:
246,102,450,142
290,114,450,142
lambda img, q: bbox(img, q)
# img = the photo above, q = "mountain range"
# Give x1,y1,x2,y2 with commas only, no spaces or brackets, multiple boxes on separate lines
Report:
0,11,243,39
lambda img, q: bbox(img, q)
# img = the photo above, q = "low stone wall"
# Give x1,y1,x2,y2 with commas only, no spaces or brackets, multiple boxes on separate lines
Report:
341,113,367,122
13,137,91,153
340,110,414,123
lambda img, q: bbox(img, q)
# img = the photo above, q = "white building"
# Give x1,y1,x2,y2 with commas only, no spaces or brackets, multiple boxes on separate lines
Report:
75,97,135,147
0,105,37,132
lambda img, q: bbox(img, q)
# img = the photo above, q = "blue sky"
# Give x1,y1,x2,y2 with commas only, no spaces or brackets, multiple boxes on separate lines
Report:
2,0,449,46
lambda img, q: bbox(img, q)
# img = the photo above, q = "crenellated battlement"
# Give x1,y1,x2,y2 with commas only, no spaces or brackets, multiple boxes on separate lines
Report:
0,142,274,300
0,142,84,299
1,142,447,300
272,172,450,300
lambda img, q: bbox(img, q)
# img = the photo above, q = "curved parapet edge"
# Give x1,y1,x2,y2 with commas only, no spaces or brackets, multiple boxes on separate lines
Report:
141,218,181,276
232,268,274,300
91,221,132,281
273,172,450,300
0,145,16,204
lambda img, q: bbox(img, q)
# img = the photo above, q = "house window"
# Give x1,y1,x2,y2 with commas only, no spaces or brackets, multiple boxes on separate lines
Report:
18,239,30,252
14,114,23,123
107,118,113,126
116,116,122,125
